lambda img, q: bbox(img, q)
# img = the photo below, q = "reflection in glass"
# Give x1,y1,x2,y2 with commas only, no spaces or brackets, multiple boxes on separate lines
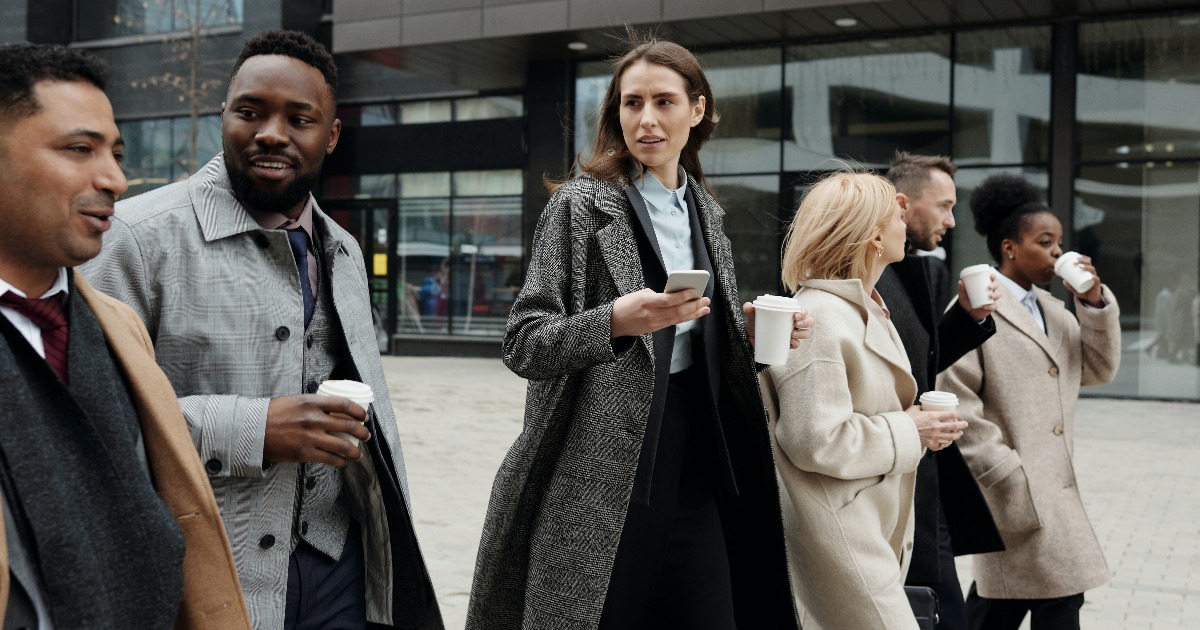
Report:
1076,163,1199,400
698,48,782,175
455,96,524,121
954,27,1052,166
784,36,951,170
710,175,784,304
1079,14,1200,162
574,61,615,167
171,114,221,175
121,114,220,197
450,195,523,337
339,104,399,127
76,0,243,40
400,101,453,124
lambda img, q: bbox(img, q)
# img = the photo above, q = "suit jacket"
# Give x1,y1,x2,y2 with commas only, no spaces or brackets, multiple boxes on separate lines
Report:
467,173,796,630
937,285,1120,599
877,258,1003,586
80,155,439,629
0,273,251,629
763,278,922,630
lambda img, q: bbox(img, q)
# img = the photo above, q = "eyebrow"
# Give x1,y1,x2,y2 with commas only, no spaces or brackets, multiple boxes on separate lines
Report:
62,128,124,148
233,94,315,111
622,90,681,100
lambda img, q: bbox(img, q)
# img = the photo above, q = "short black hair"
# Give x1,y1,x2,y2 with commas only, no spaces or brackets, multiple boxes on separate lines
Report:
0,43,109,123
969,173,1050,263
230,30,338,103
885,151,957,199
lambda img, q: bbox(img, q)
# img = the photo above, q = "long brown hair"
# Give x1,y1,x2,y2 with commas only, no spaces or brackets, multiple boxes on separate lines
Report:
551,34,719,192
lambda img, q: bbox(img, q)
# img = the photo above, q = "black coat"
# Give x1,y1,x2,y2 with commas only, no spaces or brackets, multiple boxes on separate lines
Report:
876,255,1006,585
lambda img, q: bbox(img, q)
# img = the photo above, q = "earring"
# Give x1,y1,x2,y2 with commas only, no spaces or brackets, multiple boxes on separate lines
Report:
877,246,884,258
1008,255,1014,260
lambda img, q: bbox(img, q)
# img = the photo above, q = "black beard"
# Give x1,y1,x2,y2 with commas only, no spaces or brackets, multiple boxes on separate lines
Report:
225,158,321,216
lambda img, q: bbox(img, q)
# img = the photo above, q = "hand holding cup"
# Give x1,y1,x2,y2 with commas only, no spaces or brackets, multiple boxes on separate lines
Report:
1055,252,1104,307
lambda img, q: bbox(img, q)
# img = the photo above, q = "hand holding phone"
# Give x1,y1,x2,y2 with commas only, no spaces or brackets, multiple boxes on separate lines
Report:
663,270,710,297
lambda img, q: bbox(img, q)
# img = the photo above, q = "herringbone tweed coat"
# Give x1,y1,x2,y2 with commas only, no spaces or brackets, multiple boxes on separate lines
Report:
467,174,797,629
937,284,1120,599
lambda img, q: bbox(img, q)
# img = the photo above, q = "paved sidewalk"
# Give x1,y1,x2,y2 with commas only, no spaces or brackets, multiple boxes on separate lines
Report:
381,356,1200,630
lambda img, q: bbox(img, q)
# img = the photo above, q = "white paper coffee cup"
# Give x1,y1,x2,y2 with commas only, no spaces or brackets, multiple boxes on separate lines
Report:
959,264,994,308
753,294,804,365
316,379,373,448
919,390,959,411
1054,251,1095,293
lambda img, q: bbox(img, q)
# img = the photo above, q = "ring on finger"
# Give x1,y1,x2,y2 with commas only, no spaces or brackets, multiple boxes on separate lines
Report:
938,439,948,446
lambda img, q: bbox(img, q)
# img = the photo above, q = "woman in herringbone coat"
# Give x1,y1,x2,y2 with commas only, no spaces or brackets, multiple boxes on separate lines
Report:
467,36,802,630
761,172,967,630
937,174,1120,630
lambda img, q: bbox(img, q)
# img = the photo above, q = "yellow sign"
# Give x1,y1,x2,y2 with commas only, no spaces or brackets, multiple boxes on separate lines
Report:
373,253,387,276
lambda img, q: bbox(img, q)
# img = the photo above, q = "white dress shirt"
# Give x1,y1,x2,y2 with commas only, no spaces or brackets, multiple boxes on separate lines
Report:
0,268,70,359
635,167,699,373
997,272,1046,334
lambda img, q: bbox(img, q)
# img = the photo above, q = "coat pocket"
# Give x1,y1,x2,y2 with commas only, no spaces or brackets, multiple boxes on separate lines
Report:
978,452,1041,534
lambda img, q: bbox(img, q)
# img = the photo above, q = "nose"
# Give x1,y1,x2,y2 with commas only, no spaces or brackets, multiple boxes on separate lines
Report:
1051,242,1063,257
256,114,289,146
945,211,956,229
98,154,128,198
639,107,657,130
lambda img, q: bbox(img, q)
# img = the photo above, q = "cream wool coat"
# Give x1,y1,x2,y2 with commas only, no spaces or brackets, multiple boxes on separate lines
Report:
936,284,1120,599
762,278,923,630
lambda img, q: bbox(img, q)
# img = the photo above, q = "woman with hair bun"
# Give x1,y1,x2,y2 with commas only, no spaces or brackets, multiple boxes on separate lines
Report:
937,173,1121,629
467,34,805,630
762,171,967,630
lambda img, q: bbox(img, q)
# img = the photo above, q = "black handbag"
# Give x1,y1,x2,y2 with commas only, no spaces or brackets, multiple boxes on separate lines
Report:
904,586,940,630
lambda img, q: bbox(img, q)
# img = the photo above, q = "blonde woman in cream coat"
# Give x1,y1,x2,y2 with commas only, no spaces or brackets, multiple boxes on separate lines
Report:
761,172,968,629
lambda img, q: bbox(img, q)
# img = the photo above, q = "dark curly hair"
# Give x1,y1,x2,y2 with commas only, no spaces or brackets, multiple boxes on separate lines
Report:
0,43,109,123
230,30,338,103
969,173,1050,263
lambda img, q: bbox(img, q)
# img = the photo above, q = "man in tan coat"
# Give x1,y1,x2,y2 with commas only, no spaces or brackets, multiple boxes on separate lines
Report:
0,43,250,629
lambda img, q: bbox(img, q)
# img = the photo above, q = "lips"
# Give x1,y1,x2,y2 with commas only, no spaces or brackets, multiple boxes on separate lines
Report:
637,135,665,146
79,208,113,233
246,154,297,181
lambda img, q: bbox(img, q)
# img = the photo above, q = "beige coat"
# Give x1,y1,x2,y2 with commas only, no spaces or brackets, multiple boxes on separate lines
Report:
0,274,252,629
762,279,923,630
936,285,1120,599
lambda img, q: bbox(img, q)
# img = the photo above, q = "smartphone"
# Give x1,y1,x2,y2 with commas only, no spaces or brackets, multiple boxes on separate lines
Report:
663,269,710,296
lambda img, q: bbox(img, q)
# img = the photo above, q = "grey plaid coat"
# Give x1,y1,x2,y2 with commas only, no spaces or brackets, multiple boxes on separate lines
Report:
467,174,797,629
81,155,440,630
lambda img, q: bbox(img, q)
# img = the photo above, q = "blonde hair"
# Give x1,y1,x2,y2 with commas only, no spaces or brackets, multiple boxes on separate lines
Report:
781,171,898,291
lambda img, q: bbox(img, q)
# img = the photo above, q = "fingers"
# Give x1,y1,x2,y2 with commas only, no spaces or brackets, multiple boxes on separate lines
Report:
790,308,814,348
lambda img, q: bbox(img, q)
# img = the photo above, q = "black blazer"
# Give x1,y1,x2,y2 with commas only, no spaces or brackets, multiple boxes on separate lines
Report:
877,256,1006,586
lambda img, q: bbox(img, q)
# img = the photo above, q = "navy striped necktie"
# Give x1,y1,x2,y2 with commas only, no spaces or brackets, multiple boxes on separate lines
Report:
1,290,69,383
287,229,315,327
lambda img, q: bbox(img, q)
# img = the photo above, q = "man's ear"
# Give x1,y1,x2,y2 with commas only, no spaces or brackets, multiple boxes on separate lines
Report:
895,192,909,212
326,118,341,154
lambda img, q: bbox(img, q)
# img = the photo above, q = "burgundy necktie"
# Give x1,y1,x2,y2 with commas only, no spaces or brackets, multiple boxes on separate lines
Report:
1,290,69,384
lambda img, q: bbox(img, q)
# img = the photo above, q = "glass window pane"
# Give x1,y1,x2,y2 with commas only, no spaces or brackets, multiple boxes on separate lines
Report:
1079,14,1200,161
399,101,452,124
574,61,615,165
338,104,399,127
449,196,524,337
710,175,784,304
698,47,782,175
397,197,451,335
1075,163,1199,400
171,113,221,177
455,96,523,121
784,35,951,171
399,172,451,198
120,118,175,197
75,0,243,40
453,170,523,196
954,27,1052,166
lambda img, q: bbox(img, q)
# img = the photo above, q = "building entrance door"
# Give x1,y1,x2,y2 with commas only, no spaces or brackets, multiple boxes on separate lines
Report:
321,199,398,353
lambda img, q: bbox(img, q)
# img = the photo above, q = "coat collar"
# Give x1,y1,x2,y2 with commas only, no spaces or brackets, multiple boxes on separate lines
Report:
993,285,1066,367
187,153,327,245
798,277,914,379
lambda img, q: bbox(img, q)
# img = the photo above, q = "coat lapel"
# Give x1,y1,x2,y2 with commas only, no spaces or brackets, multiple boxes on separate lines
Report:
994,290,1062,367
1034,288,1067,361
623,184,666,276
597,187,654,358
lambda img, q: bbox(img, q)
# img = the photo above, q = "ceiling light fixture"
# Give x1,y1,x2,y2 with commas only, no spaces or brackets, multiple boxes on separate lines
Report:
567,41,588,51
834,18,858,28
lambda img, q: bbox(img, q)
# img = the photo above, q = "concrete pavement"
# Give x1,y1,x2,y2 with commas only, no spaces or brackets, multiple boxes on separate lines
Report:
380,356,1200,630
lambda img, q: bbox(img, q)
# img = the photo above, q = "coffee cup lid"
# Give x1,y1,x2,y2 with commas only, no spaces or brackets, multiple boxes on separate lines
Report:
753,294,802,311
316,379,374,404
919,390,958,406
1054,251,1081,273
959,264,992,278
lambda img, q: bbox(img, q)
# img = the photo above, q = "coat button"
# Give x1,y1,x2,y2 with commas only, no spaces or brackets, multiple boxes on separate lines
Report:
1052,425,1064,435
1048,366,1059,377
253,233,270,249
301,521,309,535
307,381,319,394
259,535,275,549
306,335,314,349
306,477,316,490
275,326,291,341
205,458,222,474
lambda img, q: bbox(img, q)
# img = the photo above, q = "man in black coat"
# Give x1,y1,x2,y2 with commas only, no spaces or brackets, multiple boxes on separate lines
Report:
881,153,1006,630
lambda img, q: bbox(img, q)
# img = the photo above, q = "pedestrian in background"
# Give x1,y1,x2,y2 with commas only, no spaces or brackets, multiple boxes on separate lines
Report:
882,152,1005,630
0,43,248,629
762,171,966,629
938,173,1120,629
82,30,441,630
469,34,807,630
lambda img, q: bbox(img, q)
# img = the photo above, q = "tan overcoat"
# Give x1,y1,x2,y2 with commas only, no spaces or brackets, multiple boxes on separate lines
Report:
762,278,923,630
936,284,1120,599
0,273,251,629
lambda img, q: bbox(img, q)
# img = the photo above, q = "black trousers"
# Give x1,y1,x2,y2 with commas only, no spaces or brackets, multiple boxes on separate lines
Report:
966,583,1084,630
932,499,968,630
285,522,367,630
598,370,735,630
